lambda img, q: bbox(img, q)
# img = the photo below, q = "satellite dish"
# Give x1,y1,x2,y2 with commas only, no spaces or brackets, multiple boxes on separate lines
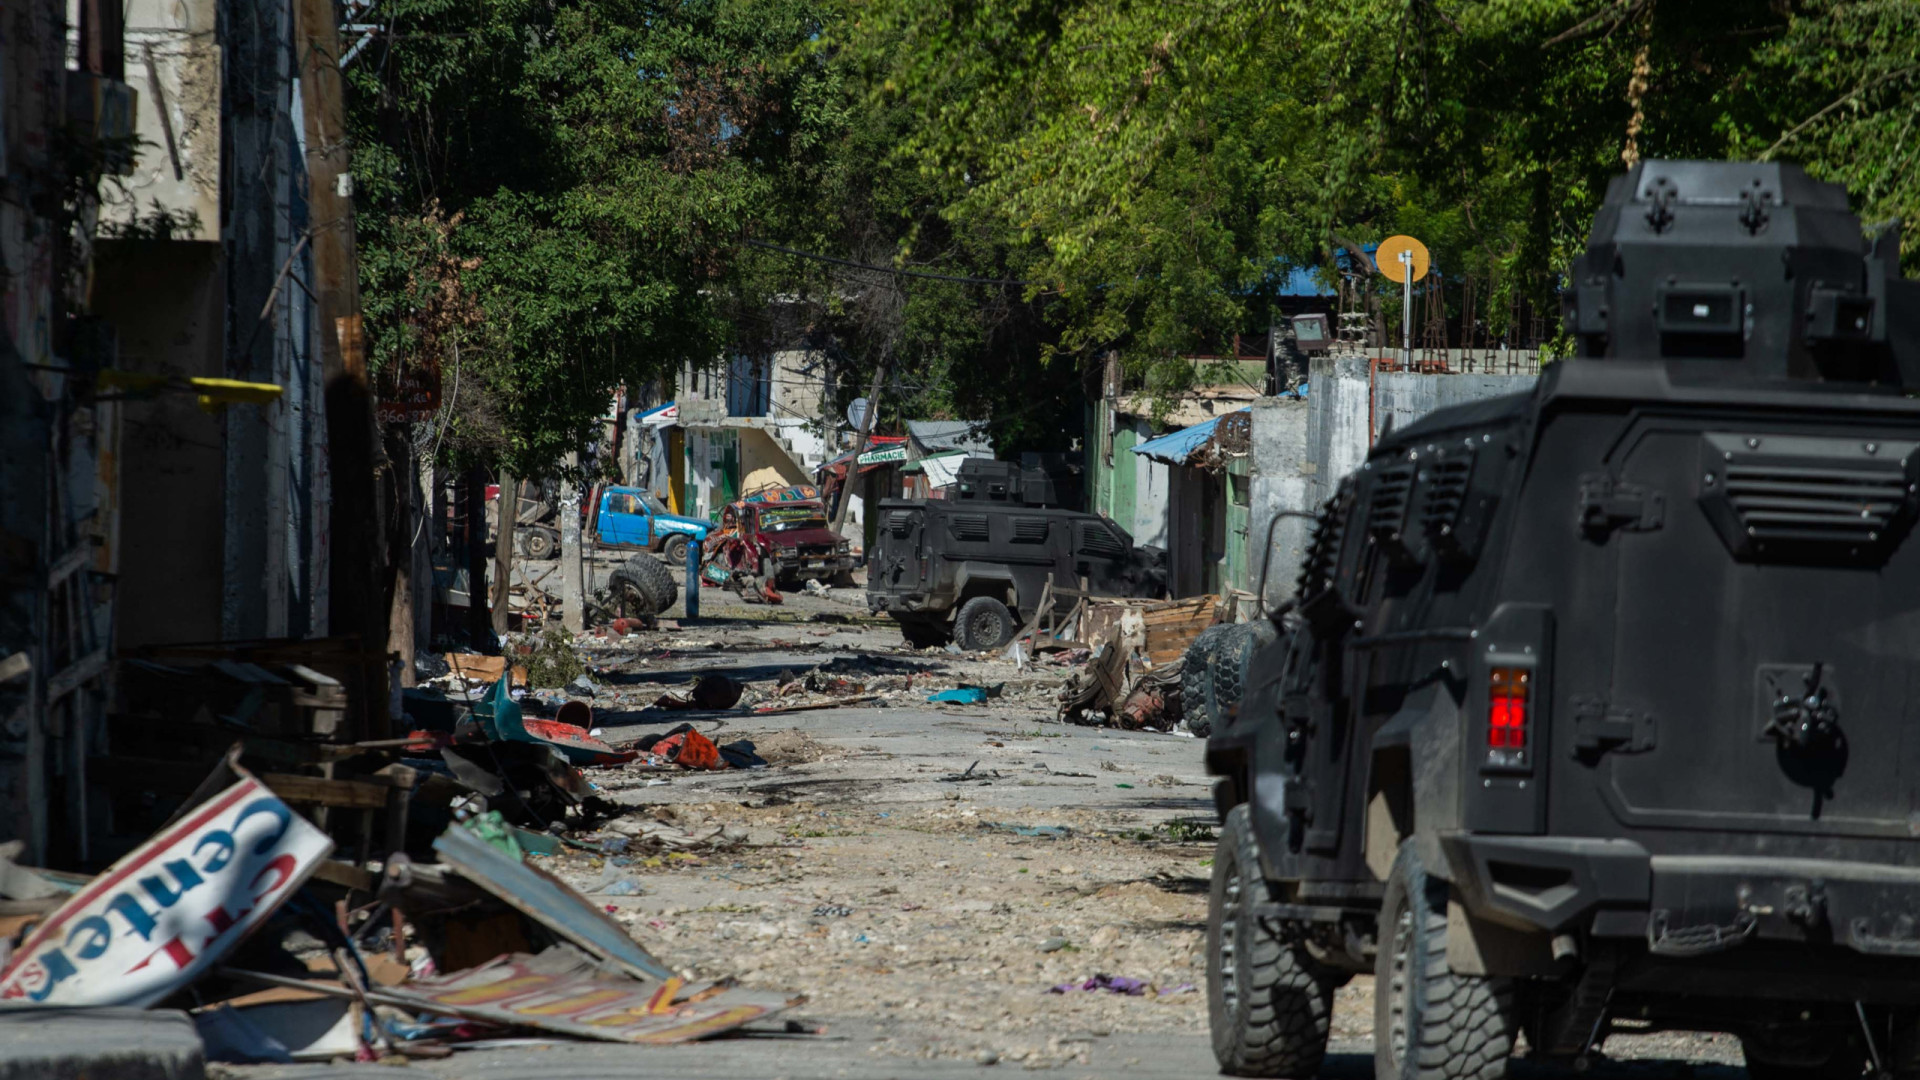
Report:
1376,235,1431,283
846,397,872,430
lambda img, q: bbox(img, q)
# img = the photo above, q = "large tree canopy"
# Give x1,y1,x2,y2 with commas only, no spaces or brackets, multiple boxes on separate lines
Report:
348,0,847,472
346,0,1920,471
838,0,1920,382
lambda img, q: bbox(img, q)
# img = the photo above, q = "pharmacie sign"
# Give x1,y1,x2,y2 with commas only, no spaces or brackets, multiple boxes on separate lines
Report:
0,774,332,1006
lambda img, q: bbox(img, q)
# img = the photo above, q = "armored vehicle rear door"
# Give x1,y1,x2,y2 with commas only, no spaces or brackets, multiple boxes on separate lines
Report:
1554,396,1920,844
874,503,927,594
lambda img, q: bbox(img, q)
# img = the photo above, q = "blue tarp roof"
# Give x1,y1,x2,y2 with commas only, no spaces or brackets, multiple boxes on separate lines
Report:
1130,406,1250,465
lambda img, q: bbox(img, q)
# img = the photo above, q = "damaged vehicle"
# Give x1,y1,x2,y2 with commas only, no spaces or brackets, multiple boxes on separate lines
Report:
868,458,1167,650
720,499,855,589
1202,161,1920,1080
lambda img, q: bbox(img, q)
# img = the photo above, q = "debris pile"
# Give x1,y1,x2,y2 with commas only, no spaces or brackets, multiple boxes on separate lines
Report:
0,751,800,1063
1057,596,1223,730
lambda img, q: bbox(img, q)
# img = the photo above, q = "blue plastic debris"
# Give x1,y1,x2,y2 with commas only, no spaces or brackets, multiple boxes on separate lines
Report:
927,687,988,705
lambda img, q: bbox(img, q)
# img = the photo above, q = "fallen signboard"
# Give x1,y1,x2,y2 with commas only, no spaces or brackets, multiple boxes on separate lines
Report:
0,756,333,1006
381,946,800,1044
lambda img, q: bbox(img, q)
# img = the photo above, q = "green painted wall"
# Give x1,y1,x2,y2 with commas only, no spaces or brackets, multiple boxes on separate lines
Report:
1224,459,1251,597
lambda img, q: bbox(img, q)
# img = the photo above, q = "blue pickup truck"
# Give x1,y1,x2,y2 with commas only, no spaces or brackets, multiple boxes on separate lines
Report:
587,486,710,563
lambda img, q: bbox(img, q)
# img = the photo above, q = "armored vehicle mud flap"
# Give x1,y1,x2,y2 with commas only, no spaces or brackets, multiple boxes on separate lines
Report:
1442,833,1920,960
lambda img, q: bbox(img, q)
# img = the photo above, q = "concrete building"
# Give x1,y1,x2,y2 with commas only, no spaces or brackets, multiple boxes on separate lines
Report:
1096,355,1541,609
670,349,836,521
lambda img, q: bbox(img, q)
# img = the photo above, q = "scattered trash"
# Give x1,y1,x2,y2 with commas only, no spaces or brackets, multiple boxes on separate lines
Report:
980,823,1072,839
803,579,831,597
638,725,727,770
431,819,674,981
194,996,358,1064
605,816,747,854
477,677,636,766
378,945,800,1044
812,905,853,918
751,694,879,715
445,652,530,689
0,752,332,1006
927,687,987,705
1048,974,1149,996
939,760,1001,782
652,673,744,711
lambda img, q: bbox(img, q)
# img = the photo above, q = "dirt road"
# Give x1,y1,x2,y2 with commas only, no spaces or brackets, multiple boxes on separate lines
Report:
374,583,1741,1080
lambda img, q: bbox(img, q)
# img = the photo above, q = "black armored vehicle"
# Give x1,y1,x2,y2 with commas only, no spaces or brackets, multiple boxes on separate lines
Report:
1201,161,1920,1080
867,458,1166,649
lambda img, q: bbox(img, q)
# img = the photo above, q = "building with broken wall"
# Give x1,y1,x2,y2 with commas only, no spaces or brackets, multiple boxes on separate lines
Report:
667,349,838,521
1,0,381,868
1088,352,1541,612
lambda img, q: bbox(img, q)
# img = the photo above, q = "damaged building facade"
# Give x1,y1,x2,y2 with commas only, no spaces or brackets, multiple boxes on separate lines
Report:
1087,341,1541,611
1,0,383,866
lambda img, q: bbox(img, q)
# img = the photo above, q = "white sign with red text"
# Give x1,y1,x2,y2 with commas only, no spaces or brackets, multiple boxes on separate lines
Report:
0,775,332,1007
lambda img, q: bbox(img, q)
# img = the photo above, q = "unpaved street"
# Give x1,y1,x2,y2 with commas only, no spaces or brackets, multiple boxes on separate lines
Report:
212,579,1755,1080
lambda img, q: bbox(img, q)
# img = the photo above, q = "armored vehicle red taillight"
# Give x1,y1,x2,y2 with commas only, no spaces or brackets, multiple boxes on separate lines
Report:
1488,667,1529,763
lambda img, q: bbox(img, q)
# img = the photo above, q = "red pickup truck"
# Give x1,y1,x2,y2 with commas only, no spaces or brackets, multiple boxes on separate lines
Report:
709,499,855,589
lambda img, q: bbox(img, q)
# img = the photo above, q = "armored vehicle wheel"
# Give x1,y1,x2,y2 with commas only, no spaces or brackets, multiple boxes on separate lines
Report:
953,596,1015,651
1376,841,1517,1080
608,553,676,617
894,615,949,649
523,527,558,560
661,534,690,565
1207,804,1338,1077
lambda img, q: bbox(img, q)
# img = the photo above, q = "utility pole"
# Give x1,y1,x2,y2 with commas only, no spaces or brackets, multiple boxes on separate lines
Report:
1400,248,1414,368
560,453,585,633
831,356,889,540
464,465,491,649
491,470,516,640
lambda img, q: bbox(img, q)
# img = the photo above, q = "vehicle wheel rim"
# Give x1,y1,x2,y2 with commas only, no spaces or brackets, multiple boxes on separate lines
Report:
1219,857,1241,1017
1387,903,1414,1071
620,584,643,617
971,611,999,645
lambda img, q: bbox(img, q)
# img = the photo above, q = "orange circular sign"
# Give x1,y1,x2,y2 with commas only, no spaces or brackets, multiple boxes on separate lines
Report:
1376,235,1430,283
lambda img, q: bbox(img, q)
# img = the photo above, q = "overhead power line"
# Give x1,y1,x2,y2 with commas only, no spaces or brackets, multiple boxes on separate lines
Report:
744,239,1032,288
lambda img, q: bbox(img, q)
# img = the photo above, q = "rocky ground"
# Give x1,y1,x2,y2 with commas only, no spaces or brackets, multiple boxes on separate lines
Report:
221,563,1748,1080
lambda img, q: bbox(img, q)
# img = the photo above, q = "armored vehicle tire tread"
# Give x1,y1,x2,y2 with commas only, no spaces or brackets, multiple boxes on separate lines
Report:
1182,623,1236,737
610,553,676,616
661,534,690,565
1208,804,1337,1077
1375,841,1516,1080
954,596,1016,652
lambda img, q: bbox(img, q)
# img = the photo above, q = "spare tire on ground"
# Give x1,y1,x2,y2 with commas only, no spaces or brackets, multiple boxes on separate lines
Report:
1181,623,1235,737
608,553,677,617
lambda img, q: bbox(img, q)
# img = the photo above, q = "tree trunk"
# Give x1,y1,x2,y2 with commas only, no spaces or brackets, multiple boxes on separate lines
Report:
492,470,515,639
387,430,416,687
465,465,492,649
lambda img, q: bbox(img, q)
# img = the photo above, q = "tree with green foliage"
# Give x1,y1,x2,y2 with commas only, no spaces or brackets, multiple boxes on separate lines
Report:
347,0,847,475
839,0,1920,385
